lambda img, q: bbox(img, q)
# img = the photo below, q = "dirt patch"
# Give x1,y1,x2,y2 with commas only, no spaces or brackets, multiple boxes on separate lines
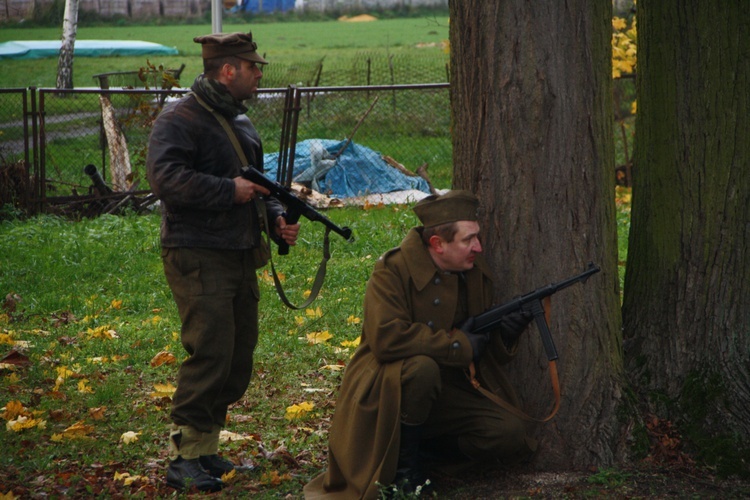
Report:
431,465,750,498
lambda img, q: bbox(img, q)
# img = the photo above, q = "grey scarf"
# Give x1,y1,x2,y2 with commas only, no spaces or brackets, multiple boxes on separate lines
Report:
191,73,248,117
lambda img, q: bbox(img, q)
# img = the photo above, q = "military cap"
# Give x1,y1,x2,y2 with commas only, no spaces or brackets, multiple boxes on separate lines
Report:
412,190,479,227
193,31,268,64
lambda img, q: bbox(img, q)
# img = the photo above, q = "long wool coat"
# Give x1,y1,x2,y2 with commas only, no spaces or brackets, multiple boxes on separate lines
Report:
304,228,522,499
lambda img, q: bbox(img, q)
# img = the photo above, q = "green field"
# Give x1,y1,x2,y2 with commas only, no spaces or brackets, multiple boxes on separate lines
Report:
0,17,450,88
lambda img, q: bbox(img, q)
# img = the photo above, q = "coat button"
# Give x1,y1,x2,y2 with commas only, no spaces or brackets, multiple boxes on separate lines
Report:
433,298,440,306
427,321,434,328
434,277,441,285
451,341,460,349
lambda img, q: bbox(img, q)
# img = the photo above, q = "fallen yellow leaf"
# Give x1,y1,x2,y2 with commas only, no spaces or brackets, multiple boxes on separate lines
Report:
260,470,292,486
285,401,314,421
86,325,119,340
346,315,361,325
62,420,93,438
114,471,144,485
219,430,252,443
306,330,332,345
150,351,177,367
120,431,141,444
305,307,323,319
88,407,106,420
340,337,361,348
77,379,94,394
1,400,27,420
150,382,177,398
6,416,46,432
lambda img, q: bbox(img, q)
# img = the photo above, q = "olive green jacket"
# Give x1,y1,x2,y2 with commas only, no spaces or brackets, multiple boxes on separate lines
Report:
304,228,520,499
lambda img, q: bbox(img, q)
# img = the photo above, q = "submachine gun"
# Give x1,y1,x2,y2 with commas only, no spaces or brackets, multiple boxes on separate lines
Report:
240,166,354,311
241,166,353,255
463,262,600,422
469,262,600,362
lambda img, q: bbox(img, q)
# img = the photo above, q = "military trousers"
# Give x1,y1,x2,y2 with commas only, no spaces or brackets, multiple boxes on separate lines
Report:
400,355,535,462
162,247,260,433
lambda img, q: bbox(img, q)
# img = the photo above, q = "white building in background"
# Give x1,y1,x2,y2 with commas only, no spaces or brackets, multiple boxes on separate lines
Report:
2,0,446,21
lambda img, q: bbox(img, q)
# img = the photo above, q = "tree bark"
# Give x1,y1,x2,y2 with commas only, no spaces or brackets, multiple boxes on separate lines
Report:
56,0,79,90
449,0,629,469
623,0,750,473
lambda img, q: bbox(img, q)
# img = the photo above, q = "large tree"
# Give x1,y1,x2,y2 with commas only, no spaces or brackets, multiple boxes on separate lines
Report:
449,0,628,469
622,0,750,474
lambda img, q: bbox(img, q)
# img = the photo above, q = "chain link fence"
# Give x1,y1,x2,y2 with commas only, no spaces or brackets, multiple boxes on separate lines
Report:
0,80,451,217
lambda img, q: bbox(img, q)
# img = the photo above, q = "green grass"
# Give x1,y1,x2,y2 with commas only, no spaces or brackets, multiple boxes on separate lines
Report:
0,196,632,497
0,206,413,497
0,17,450,88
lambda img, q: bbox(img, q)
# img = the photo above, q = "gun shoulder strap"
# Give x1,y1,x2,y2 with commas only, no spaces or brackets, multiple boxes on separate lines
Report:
467,296,561,423
191,92,328,309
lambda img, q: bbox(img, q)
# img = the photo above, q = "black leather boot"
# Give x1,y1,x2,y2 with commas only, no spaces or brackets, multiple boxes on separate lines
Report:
420,434,469,466
199,454,236,477
392,423,431,494
166,457,224,492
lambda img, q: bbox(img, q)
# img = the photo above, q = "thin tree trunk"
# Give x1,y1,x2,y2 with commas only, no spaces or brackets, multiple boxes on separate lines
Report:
623,0,750,474
449,0,629,469
56,0,79,90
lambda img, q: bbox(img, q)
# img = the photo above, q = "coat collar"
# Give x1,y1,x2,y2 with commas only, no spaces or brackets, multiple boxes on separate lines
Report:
400,227,492,292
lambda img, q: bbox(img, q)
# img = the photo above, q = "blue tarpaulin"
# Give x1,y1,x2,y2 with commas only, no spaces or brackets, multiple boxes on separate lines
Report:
233,0,294,13
263,139,432,199
0,40,178,60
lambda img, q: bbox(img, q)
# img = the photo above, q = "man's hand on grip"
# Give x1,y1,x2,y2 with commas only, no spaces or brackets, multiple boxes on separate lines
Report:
499,309,534,348
458,317,489,364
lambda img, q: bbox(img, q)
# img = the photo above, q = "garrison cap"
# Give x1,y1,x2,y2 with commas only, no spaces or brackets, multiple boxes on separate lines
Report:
412,190,479,228
193,31,268,64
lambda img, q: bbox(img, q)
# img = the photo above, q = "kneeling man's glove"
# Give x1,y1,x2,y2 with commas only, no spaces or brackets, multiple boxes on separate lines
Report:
458,317,489,364
499,310,534,348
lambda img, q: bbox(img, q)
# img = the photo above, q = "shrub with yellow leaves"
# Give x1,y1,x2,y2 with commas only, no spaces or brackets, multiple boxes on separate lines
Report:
612,15,637,78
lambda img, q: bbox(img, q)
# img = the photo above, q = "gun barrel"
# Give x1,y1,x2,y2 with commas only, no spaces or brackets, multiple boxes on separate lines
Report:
84,164,113,195
241,166,354,254
471,263,600,335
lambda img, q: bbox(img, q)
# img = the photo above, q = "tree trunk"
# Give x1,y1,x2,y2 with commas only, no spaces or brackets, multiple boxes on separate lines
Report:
623,0,750,475
449,0,629,469
56,0,79,90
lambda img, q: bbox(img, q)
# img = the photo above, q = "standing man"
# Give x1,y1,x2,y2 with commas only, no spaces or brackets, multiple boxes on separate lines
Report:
147,31,300,492
304,190,536,499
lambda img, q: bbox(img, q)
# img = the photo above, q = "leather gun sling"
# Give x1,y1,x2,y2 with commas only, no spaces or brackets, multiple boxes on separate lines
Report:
467,296,561,423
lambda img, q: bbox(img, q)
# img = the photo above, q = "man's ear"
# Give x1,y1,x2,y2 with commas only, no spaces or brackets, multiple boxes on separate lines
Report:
221,62,236,80
428,234,444,253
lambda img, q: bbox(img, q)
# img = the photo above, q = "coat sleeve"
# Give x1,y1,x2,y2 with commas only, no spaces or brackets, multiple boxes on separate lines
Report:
147,107,236,211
